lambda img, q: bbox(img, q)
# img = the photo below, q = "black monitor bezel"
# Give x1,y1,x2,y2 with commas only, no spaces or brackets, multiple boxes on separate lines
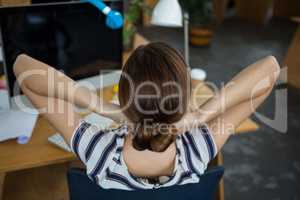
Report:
0,0,123,98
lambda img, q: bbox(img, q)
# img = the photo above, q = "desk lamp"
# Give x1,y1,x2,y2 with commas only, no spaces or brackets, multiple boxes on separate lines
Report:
151,0,206,81
84,0,123,29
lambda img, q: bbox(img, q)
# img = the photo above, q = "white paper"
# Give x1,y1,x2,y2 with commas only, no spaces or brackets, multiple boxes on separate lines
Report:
0,110,38,142
84,112,113,129
0,90,10,110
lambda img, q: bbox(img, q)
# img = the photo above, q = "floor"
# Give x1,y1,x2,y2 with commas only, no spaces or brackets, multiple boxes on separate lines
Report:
140,17,300,199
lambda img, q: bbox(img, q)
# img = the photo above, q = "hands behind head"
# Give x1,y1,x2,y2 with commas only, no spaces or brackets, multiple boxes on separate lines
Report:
116,105,204,137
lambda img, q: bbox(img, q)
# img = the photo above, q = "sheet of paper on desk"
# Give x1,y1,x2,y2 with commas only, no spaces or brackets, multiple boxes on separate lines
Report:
0,90,10,110
84,112,114,129
0,110,38,142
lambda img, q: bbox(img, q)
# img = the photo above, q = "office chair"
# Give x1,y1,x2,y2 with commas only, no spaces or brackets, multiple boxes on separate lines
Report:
67,166,224,200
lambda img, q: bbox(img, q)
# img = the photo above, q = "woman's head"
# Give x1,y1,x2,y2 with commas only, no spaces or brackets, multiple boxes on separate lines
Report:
119,42,190,152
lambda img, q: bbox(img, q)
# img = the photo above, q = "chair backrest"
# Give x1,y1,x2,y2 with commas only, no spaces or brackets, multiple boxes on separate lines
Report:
67,167,224,200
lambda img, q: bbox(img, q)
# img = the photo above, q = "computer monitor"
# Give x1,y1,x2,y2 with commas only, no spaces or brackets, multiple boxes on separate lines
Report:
0,1,123,98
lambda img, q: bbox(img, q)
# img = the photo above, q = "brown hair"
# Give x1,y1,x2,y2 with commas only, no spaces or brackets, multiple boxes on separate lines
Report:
119,42,190,152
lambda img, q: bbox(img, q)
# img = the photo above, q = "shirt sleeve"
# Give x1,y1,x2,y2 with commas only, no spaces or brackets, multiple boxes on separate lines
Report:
70,120,121,183
183,125,218,167
70,121,116,163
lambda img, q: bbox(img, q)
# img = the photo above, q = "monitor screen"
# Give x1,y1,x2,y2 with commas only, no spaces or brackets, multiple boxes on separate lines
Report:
0,1,123,97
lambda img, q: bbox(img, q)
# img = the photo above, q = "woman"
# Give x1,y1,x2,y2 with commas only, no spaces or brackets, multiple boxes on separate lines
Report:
13,42,279,190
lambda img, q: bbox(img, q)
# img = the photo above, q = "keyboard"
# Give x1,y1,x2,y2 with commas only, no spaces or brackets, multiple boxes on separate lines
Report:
48,133,71,152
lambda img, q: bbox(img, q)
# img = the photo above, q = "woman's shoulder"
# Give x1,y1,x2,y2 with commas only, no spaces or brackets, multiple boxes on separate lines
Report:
70,121,127,162
176,125,218,166
83,122,129,137
109,124,130,137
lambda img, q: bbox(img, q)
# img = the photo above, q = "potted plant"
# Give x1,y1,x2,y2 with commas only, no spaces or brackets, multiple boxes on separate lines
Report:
142,0,158,26
180,0,215,46
123,0,145,51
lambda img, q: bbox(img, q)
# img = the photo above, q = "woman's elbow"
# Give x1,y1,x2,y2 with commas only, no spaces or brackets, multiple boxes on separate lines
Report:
13,54,29,77
264,55,280,81
256,56,280,96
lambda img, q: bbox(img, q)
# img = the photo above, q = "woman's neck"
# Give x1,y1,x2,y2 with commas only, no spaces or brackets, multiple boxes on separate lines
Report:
122,135,176,178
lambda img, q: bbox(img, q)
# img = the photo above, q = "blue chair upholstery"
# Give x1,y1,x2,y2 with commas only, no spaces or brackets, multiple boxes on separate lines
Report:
67,167,224,200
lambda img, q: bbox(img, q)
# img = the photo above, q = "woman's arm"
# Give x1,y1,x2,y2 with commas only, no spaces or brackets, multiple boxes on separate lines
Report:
196,56,279,123
13,54,126,123
179,56,280,150
19,83,82,143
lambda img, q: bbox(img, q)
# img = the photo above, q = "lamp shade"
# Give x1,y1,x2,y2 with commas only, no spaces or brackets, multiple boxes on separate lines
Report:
151,0,183,27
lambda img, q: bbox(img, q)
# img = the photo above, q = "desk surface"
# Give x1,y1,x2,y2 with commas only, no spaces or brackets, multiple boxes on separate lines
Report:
0,34,259,173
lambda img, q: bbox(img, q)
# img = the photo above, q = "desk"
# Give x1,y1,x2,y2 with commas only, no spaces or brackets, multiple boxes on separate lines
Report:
0,34,259,200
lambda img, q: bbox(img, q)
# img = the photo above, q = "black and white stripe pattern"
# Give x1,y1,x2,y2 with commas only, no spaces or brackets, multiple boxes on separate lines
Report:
176,171,192,185
84,130,106,162
184,132,202,161
71,121,91,162
71,121,217,191
88,134,119,183
199,125,216,160
106,168,144,190
181,135,202,175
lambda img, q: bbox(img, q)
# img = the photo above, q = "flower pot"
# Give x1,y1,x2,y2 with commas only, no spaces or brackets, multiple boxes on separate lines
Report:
189,25,214,46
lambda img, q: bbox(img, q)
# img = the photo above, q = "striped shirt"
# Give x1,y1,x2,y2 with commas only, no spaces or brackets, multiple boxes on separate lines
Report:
70,120,217,190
